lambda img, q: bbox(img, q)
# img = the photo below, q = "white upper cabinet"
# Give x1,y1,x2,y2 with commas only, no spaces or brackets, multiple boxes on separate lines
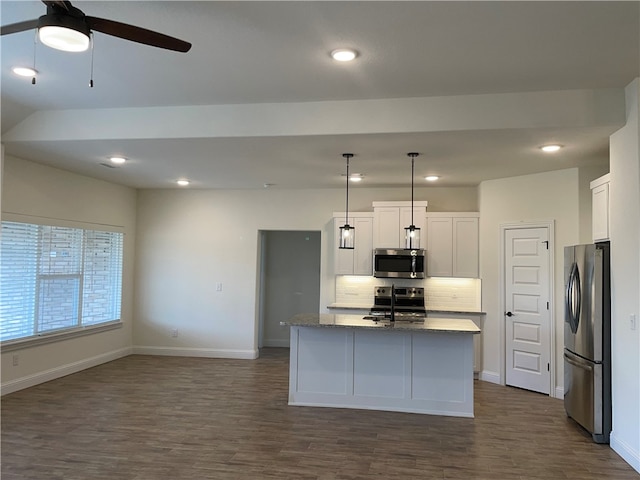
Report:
372,201,428,248
591,173,610,242
426,213,479,278
426,216,454,276
333,213,374,275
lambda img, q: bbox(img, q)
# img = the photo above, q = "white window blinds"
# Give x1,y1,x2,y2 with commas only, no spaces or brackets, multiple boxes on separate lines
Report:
0,221,123,342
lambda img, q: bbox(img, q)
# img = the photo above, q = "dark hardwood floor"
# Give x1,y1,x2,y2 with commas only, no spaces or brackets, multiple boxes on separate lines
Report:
1,348,637,479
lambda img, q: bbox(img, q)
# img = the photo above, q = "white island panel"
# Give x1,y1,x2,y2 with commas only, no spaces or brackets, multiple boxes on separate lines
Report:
353,330,407,398
411,334,473,412
294,327,350,395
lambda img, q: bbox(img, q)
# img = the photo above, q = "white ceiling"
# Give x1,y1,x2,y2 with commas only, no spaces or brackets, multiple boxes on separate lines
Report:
1,1,638,189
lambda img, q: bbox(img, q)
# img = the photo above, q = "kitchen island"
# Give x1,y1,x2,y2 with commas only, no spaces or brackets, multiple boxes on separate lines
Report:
281,313,480,417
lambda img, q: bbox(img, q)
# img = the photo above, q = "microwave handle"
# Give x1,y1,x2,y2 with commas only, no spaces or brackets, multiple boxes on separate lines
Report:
411,255,416,277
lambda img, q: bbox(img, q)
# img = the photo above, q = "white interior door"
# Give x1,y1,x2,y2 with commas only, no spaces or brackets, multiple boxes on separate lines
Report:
504,227,551,394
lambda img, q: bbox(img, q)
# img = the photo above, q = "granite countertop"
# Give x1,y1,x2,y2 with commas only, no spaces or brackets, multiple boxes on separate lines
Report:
282,313,481,334
327,304,486,316
327,303,372,310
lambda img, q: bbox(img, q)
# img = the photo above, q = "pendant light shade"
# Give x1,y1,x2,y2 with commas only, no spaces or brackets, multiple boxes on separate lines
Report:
405,152,421,249
339,153,355,249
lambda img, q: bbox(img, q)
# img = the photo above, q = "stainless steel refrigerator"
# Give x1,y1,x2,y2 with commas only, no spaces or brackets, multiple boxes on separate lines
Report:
564,242,611,443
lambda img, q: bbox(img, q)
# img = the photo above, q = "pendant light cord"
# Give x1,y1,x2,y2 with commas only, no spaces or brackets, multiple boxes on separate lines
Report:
89,34,94,88
411,155,415,226
343,153,353,225
346,156,349,225
408,152,419,226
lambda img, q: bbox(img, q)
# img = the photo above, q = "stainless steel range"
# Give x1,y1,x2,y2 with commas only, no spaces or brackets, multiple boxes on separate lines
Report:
368,285,426,322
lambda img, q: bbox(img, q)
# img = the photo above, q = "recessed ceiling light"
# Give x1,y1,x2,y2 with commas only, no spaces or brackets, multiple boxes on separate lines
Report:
331,49,358,62
425,176,440,182
12,66,37,77
109,156,126,165
176,179,190,186
540,144,562,153
349,173,364,182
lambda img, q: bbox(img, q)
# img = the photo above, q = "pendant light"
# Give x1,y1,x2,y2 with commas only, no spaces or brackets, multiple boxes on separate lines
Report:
404,152,420,249
339,153,355,249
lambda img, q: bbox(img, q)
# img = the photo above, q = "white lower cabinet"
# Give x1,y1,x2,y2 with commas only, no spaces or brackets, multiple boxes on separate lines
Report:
427,312,483,373
333,213,374,275
426,213,479,278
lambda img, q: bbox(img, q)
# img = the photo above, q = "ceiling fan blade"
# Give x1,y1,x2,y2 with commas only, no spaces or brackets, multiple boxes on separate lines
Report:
86,16,191,53
1,19,39,36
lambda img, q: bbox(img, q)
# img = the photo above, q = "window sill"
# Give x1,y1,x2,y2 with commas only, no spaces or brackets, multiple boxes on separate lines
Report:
1,321,123,352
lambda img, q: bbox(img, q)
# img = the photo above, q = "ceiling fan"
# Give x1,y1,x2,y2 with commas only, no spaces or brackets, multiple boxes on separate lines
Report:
0,0,191,53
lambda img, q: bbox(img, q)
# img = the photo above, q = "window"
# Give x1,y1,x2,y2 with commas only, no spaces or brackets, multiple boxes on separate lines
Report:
1,221,123,343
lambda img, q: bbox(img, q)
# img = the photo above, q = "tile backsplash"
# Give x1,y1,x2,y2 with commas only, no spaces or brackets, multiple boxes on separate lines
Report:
335,276,481,312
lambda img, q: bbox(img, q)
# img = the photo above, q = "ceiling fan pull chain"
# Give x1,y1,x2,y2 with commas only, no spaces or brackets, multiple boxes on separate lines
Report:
89,33,94,88
31,29,37,85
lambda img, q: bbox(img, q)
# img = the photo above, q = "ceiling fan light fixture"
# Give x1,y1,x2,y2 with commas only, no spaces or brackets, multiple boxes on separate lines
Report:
38,14,91,52
39,25,90,52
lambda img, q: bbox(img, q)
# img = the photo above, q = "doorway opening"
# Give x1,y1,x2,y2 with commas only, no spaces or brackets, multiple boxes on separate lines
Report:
257,230,321,349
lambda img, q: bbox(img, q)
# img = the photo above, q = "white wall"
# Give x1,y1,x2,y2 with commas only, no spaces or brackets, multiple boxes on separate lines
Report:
133,186,478,358
0,156,137,393
478,168,583,394
609,78,640,472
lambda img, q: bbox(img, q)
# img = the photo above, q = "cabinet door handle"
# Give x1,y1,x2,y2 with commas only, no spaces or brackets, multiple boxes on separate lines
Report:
505,311,514,317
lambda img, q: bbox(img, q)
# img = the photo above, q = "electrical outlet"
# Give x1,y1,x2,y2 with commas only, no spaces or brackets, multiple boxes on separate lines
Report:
631,314,637,331
171,328,179,338
12,354,19,366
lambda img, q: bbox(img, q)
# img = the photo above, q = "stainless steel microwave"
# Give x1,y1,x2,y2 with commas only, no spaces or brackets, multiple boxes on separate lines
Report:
373,248,426,279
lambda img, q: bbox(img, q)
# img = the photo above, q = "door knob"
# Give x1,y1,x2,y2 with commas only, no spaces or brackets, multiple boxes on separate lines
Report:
505,311,514,317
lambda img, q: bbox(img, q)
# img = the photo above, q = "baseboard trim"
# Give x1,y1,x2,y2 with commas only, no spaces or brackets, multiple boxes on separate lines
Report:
611,431,640,474
1,347,132,396
479,370,501,385
554,386,564,400
262,339,290,348
132,345,259,360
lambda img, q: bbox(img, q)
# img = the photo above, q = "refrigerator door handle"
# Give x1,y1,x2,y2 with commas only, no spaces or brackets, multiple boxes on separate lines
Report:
564,351,593,372
566,263,582,333
566,263,580,333
565,265,573,321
